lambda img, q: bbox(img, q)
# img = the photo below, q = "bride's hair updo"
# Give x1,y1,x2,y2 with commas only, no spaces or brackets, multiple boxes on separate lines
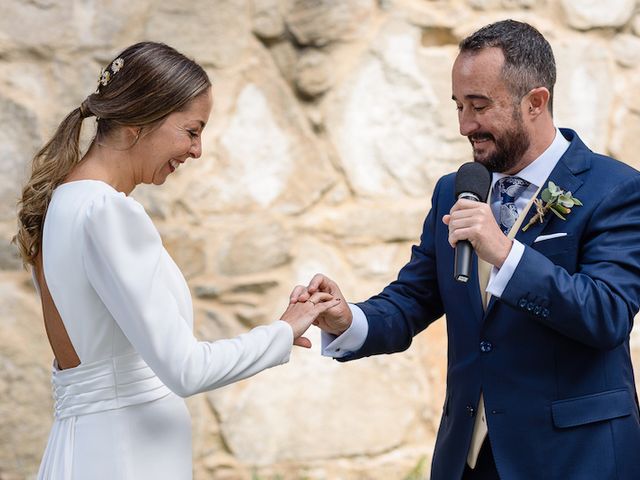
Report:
15,42,211,266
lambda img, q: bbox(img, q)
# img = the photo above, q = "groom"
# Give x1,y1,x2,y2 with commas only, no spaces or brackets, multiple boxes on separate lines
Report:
291,20,640,479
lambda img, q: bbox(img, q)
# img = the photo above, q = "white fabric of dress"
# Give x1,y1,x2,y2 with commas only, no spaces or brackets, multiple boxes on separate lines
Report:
36,180,293,480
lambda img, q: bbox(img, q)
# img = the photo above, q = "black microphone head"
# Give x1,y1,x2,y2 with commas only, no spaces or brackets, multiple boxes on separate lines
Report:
454,162,492,202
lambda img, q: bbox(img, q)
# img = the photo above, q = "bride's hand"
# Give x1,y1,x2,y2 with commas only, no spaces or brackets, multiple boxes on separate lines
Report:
280,292,341,348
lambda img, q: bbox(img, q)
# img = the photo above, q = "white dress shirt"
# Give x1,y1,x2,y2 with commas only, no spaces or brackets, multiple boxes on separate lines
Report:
323,128,570,357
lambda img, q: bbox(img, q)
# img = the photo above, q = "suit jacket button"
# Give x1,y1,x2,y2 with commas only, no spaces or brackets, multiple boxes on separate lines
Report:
527,302,535,312
467,405,475,417
534,305,542,315
542,308,550,318
519,298,527,308
480,340,493,353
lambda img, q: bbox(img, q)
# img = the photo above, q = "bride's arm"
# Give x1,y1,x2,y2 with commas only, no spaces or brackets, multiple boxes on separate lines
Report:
81,193,325,396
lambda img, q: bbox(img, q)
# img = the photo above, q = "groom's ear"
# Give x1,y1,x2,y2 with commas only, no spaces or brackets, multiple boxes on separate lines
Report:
524,87,550,117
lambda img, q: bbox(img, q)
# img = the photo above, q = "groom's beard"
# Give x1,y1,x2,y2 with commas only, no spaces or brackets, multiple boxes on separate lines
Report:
469,109,531,173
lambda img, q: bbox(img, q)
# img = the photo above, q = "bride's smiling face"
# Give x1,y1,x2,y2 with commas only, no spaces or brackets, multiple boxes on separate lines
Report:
134,88,213,186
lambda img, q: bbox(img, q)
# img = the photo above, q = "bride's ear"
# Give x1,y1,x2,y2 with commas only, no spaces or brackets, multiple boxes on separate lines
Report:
125,126,143,147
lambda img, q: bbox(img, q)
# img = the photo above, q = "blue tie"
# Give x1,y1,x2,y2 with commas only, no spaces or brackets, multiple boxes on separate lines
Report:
496,176,530,235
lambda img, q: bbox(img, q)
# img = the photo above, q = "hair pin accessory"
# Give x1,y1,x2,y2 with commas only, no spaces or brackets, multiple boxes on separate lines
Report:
98,57,125,89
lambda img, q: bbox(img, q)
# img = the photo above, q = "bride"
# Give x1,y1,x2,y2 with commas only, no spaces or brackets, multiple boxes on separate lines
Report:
15,41,339,480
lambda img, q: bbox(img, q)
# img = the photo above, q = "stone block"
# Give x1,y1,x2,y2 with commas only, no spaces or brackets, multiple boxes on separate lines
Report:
324,21,467,198
160,227,207,279
145,0,252,68
185,57,335,215
0,226,22,271
252,0,286,39
612,33,640,68
285,0,375,46
0,97,40,222
217,221,292,275
294,49,333,97
207,347,431,465
561,0,635,30
553,35,614,153
0,279,53,480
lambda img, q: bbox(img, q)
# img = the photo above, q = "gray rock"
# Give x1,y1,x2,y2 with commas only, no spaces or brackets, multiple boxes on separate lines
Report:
561,0,635,30
0,97,40,223
285,0,375,46
467,0,501,10
159,226,207,279
207,348,432,465
553,35,614,153
230,280,279,294
502,0,539,8
194,284,223,300
193,279,279,298
609,107,640,170
612,33,640,68
298,200,427,244
0,280,53,480
145,0,252,68
324,21,466,198
185,57,335,215
217,221,292,275
0,236,22,271
252,0,286,39
266,40,299,84
632,14,640,36
294,49,333,97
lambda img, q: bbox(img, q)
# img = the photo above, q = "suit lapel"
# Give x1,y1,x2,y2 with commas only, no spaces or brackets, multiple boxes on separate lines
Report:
482,129,591,316
515,159,585,247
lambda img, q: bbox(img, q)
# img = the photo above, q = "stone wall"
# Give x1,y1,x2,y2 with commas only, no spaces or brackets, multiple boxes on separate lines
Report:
2,1,640,479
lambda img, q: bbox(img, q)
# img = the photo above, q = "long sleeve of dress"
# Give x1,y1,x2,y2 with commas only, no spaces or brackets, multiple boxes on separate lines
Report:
81,191,293,397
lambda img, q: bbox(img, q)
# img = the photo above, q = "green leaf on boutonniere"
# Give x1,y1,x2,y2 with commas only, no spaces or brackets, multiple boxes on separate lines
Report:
541,188,553,203
522,181,582,232
547,181,561,196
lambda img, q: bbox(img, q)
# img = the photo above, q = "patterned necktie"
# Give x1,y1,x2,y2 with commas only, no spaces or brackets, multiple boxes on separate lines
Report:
496,176,530,235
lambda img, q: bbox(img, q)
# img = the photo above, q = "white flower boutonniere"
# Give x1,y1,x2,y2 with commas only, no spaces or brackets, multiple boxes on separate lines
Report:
522,181,582,232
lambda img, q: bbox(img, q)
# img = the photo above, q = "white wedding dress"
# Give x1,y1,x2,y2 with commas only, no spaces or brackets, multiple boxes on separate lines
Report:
35,180,293,480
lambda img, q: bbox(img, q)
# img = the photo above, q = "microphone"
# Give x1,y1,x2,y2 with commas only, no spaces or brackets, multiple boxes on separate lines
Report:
453,162,492,283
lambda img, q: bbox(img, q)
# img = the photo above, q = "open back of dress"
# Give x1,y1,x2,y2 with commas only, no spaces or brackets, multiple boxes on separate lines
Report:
34,252,80,370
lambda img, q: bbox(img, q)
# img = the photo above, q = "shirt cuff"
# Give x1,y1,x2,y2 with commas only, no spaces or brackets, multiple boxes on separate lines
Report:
486,240,525,298
321,304,369,358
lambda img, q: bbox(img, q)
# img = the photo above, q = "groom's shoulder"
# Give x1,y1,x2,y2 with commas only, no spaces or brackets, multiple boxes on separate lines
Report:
564,128,640,181
435,171,457,194
589,152,640,180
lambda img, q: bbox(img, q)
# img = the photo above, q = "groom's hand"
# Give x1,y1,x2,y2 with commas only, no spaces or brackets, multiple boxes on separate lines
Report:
289,274,353,336
443,198,512,268
280,292,341,348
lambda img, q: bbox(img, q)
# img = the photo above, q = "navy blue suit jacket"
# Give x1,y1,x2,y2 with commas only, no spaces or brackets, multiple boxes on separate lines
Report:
341,130,640,479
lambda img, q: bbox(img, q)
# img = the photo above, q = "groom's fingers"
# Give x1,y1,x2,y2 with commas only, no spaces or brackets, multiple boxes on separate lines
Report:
314,298,341,314
307,273,331,295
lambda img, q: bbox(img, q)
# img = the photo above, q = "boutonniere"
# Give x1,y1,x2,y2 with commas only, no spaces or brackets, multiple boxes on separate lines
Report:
522,181,582,232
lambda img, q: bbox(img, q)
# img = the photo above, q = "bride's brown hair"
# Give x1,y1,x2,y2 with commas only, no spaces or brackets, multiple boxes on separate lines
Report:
15,42,211,266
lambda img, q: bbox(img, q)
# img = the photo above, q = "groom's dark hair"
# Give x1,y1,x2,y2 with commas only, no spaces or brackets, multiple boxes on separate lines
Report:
459,19,556,114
